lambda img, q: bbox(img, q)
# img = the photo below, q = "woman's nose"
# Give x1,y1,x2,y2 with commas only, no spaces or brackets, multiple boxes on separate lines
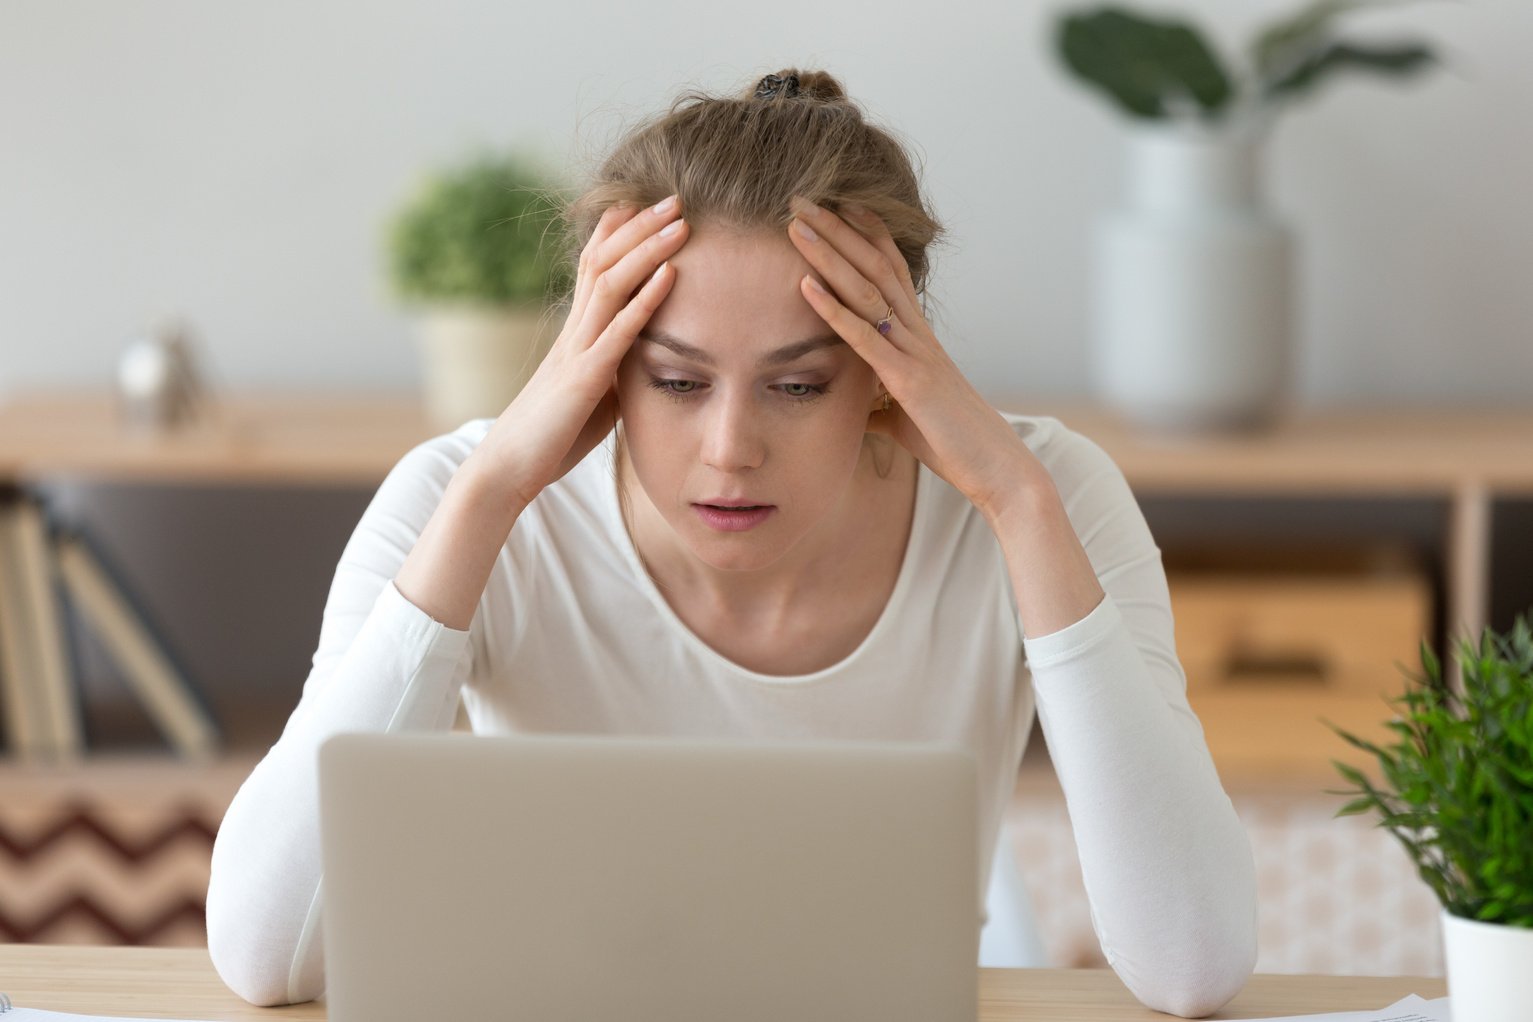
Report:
700,392,765,471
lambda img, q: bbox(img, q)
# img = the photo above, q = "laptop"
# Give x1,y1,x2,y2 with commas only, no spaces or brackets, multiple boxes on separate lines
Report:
317,731,979,1022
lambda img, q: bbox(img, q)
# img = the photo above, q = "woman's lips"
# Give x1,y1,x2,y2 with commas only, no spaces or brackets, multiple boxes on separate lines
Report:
692,504,776,532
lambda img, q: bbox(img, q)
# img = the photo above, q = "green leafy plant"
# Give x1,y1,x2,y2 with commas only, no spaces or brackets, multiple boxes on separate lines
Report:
1054,1,1443,133
1325,611,1533,928
387,150,574,307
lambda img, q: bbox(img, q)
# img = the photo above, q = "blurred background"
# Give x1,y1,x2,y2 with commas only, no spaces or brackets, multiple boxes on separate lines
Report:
0,0,1529,985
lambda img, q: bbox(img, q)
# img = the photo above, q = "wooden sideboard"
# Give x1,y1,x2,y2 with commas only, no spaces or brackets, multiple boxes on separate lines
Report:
3,390,1530,780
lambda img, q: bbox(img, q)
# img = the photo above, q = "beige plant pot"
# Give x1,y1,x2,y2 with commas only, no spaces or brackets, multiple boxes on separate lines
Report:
1442,907,1533,1021
417,304,556,431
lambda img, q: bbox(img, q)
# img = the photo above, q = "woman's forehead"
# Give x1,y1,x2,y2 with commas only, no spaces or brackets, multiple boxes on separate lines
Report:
661,223,811,287
643,227,835,364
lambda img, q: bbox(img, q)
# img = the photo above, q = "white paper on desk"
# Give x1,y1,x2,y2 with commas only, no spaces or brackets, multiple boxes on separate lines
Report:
0,1006,217,1022
1242,992,1451,1022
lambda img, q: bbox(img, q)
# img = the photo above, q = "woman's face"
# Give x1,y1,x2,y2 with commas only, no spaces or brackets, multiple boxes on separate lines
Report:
615,224,884,573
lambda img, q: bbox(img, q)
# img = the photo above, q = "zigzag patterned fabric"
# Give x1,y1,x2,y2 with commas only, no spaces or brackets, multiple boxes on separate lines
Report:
0,754,258,946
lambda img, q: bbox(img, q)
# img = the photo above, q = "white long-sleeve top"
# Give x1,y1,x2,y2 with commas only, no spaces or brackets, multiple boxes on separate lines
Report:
205,412,1257,1016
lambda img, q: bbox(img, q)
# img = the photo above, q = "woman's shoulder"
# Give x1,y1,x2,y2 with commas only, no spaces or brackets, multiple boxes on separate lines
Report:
371,416,618,564
995,410,1128,497
363,417,493,509
383,417,610,505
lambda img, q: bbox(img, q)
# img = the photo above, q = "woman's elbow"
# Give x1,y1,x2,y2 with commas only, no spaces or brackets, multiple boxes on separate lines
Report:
1128,923,1258,1018
1142,965,1252,1018
205,898,302,1005
205,867,322,1006
207,946,307,1007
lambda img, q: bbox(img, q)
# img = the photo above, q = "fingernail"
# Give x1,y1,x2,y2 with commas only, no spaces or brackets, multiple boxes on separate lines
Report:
653,194,678,216
793,218,818,242
805,276,827,294
843,202,867,219
660,218,685,237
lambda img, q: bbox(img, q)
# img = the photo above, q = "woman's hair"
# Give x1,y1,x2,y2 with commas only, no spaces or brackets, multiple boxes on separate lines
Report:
542,67,949,546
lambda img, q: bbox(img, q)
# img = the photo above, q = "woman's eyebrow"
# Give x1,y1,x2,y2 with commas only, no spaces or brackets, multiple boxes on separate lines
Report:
637,330,846,367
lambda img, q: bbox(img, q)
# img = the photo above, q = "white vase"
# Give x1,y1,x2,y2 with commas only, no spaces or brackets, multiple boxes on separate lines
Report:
1091,124,1295,434
416,304,556,431
1442,908,1533,1020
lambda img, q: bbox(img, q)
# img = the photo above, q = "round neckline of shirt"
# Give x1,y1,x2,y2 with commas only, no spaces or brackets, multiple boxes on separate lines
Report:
604,445,929,686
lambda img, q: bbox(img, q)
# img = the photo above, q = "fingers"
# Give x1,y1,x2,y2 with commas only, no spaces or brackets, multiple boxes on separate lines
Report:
596,194,683,276
787,197,921,339
798,271,896,375
571,203,638,318
841,204,921,310
574,195,685,318
585,213,687,346
571,196,688,351
590,258,673,363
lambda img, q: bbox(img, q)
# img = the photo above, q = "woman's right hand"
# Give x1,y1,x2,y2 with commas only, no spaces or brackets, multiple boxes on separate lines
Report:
467,194,690,510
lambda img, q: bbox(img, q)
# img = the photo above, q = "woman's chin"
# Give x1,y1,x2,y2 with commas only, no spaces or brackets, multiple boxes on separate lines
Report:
685,539,786,574
680,517,793,572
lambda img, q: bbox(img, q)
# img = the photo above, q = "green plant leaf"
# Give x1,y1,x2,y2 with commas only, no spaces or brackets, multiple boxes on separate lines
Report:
1330,758,1371,789
1329,609,1533,926
386,150,574,307
1056,7,1234,122
1336,796,1377,817
1257,22,1434,107
1251,0,1366,83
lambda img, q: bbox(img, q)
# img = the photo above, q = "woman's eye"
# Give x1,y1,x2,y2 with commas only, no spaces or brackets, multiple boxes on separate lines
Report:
645,378,829,403
775,382,829,401
648,378,698,401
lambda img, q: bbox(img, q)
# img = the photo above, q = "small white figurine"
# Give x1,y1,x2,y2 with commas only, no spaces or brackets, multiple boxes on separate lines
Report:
117,315,210,431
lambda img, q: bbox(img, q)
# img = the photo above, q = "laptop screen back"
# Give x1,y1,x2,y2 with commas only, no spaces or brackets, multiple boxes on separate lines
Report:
319,732,979,1022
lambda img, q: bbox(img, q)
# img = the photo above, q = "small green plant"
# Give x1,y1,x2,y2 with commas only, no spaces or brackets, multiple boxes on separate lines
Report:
387,150,574,307
1326,611,1533,928
1054,1,1443,133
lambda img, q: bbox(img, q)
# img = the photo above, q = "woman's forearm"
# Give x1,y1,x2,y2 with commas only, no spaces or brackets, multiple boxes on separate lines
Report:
983,457,1106,641
394,452,528,630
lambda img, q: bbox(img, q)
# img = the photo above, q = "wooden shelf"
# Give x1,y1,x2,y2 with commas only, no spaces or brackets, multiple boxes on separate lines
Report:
0,389,435,487
996,399,1533,496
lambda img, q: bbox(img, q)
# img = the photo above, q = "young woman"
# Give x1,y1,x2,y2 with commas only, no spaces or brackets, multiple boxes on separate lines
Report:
206,68,1257,1015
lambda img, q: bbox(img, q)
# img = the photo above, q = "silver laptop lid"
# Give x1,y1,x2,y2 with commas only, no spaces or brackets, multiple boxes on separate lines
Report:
319,732,979,1022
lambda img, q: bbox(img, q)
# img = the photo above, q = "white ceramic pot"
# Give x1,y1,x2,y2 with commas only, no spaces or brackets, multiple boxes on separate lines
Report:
1442,907,1533,1021
416,304,556,431
1091,124,1295,434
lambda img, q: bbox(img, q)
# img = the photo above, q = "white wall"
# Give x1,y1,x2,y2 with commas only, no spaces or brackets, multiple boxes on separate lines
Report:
4,0,1529,405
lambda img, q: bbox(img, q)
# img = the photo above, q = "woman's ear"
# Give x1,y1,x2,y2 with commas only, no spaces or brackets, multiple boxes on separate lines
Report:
869,378,889,410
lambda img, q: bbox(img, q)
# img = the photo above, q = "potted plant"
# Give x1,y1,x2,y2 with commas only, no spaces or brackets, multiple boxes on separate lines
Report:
386,150,574,430
1326,612,1533,1021
1052,2,1441,433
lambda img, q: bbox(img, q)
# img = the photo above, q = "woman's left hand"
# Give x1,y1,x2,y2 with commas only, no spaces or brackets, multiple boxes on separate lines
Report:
787,195,1042,520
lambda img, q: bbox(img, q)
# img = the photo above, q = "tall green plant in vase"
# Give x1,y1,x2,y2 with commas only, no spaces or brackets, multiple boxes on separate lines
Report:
1056,0,1442,136
1326,612,1533,1021
1052,0,1442,435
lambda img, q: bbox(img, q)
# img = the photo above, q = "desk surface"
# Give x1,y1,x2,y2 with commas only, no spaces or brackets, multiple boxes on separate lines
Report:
0,945,1447,1020
2,389,1530,493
